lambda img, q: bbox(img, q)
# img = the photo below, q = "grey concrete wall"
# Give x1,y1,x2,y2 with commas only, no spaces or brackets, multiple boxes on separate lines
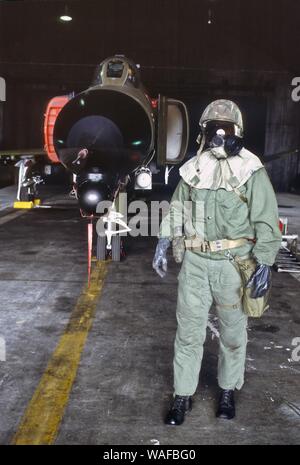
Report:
0,102,4,147
264,76,300,191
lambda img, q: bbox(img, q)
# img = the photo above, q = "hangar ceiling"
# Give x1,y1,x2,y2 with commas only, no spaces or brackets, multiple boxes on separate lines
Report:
1,0,300,193
0,0,299,89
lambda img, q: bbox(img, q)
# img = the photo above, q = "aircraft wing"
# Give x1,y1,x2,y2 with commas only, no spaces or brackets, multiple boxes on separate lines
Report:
0,148,46,158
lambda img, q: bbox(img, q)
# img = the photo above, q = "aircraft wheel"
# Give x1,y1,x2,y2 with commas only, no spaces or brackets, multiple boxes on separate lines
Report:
111,235,121,262
19,187,31,202
97,235,107,261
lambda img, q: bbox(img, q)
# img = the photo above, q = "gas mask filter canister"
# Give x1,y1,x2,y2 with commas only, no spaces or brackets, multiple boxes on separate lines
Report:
209,128,243,159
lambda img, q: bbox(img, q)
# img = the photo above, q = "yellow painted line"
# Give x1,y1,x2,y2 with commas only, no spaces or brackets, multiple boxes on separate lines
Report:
0,210,27,226
12,260,108,445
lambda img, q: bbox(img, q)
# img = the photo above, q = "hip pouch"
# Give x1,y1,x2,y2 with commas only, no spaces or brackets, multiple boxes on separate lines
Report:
172,236,186,263
233,256,271,318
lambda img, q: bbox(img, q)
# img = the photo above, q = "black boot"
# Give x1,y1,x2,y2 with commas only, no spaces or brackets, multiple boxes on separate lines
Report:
165,395,192,426
216,389,235,420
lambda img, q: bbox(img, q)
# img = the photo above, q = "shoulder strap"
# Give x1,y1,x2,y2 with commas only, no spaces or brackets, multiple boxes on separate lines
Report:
231,185,248,204
225,159,248,204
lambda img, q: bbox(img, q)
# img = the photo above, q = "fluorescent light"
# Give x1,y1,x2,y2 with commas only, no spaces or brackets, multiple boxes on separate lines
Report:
59,5,72,22
60,14,72,22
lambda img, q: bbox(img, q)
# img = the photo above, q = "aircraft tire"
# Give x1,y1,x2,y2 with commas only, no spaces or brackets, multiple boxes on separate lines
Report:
111,235,121,262
97,234,107,261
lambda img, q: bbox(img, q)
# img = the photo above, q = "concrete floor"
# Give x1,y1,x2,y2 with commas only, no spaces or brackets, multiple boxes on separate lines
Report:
0,186,299,445
0,185,17,211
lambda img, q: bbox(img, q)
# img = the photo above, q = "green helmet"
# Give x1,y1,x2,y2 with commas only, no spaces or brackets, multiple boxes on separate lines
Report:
199,99,243,137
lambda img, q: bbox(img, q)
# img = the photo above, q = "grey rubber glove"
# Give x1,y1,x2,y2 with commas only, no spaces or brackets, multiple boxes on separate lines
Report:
152,238,171,278
246,263,272,298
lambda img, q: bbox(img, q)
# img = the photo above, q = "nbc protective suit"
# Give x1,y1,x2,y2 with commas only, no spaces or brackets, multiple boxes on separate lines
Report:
153,100,282,407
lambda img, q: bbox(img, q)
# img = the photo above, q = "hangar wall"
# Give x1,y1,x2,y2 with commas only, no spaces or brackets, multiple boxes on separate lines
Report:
264,78,300,191
0,0,300,191
0,77,5,147
2,70,300,192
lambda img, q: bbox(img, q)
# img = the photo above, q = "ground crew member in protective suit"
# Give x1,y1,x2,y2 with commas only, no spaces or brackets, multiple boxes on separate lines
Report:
152,100,282,424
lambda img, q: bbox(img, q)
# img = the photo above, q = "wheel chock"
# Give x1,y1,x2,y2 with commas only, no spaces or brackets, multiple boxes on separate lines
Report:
14,201,34,209
13,199,41,209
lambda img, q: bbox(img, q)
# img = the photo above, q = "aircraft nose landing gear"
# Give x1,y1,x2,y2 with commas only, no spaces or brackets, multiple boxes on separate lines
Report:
14,158,43,208
96,204,130,262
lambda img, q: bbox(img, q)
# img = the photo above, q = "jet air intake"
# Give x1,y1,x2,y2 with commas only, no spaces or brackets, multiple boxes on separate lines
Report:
53,87,155,175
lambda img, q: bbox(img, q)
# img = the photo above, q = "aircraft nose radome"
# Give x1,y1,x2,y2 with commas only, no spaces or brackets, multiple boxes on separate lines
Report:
66,115,124,151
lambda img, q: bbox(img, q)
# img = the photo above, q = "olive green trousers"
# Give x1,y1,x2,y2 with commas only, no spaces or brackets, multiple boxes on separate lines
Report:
174,250,248,396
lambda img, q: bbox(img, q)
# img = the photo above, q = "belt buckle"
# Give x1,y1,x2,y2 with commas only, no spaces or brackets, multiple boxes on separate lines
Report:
215,239,223,251
201,241,209,252
210,239,223,252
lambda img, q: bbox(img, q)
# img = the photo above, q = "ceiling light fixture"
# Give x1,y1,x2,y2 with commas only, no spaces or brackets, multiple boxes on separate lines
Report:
60,5,72,22
208,8,212,25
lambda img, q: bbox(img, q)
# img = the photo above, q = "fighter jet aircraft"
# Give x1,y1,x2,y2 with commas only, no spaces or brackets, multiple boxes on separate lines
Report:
0,55,190,263
51,55,189,211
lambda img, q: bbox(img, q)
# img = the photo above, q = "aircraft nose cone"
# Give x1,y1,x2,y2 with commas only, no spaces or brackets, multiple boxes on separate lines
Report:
77,180,109,215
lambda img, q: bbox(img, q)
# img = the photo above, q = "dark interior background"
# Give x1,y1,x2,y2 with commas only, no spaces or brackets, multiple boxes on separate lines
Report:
1,0,300,190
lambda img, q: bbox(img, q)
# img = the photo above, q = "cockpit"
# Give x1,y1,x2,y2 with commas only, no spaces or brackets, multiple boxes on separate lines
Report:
91,55,140,88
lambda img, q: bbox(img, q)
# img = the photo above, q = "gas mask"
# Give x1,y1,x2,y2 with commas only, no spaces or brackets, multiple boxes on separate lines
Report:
197,120,243,159
209,128,243,159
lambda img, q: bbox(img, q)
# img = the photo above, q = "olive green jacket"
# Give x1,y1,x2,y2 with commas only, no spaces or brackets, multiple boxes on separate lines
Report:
159,167,282,266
